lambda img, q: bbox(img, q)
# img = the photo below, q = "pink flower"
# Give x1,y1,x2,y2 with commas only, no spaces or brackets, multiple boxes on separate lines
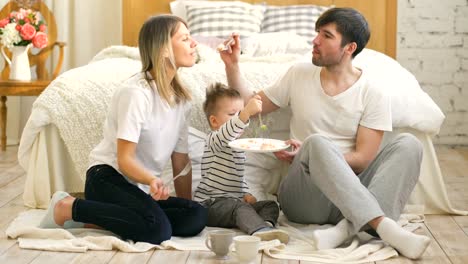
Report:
1,9,47,48
19,8,28,19
20,23,36,40
0,18,9,28
32,31,47,48
15,11,24,20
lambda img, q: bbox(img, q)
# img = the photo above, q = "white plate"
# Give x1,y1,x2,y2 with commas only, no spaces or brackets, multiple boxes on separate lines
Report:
229,138,290,153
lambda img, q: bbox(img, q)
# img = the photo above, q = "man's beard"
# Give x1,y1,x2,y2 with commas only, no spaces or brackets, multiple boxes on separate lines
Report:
312,56,323,66
311,49,346,67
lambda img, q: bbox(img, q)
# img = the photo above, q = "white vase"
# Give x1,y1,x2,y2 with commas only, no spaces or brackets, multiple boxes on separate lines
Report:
1,44,32,81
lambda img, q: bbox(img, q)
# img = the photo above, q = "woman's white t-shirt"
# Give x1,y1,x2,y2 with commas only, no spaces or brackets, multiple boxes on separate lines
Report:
264,63,392,153
89,72,191,192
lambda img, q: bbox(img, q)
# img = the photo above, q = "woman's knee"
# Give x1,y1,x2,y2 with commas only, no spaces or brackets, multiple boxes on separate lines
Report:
191,203,208,234
180,202,208,236
143,218,173,244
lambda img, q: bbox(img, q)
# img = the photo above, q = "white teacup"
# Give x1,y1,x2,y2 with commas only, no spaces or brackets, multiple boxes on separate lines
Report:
232,235,260,263
205,230,235,259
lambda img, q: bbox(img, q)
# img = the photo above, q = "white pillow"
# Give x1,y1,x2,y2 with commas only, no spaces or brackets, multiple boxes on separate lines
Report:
186,3,265,38
353,49,445,134
242,32,312,57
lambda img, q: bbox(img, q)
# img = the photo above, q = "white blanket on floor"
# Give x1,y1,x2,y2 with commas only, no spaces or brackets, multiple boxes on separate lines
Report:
6,210,425,263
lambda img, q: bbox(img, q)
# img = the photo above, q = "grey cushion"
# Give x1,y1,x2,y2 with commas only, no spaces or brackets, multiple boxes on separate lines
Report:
186,3,265,38
261,5,330,43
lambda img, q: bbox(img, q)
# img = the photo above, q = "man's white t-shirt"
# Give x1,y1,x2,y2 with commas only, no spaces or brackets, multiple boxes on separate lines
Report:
264,63,392,153
89,72,191,192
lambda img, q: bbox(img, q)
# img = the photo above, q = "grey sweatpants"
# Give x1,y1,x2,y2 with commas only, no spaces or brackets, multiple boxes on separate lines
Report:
278,133,422,235
202,197,279,235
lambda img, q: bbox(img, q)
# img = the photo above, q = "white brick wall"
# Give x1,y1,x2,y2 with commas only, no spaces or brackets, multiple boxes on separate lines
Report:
397,0,468,145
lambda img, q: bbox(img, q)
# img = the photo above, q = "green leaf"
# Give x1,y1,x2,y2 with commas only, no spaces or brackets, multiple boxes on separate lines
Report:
16,40,30,46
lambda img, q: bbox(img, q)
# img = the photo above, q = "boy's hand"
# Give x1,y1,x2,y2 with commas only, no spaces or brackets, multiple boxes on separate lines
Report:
239,95,262,123
243,194,257,204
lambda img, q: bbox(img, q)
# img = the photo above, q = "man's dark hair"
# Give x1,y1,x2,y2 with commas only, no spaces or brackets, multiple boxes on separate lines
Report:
316,7,370,58
203,82,242,121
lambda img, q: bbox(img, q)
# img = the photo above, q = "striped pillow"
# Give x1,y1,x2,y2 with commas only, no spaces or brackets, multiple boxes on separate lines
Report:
261,5,330,43
186,3,265,38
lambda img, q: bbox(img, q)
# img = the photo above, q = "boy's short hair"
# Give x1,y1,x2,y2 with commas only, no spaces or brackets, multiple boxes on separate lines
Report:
203,82,242,121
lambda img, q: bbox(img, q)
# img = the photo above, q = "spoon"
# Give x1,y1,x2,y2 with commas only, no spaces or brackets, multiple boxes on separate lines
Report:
149,162,192,197
253,91,268,133
164,162,192,186
258,112,267,131
217,37,235,52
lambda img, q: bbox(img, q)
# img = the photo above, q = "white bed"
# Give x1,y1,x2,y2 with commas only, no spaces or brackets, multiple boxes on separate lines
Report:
17,39,466,216
16,0,466,215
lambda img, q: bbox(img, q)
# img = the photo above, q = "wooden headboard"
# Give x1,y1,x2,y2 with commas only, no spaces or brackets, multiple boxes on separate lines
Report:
122,0,397,58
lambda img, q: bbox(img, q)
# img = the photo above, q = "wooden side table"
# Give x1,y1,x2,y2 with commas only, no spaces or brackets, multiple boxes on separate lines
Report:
0,80,51,151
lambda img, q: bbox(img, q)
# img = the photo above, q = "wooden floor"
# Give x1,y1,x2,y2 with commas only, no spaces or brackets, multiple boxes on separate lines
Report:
0,145,467,264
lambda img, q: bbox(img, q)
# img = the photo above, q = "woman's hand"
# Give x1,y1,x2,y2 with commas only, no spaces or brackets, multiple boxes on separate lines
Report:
273,139,302,163
243,194,257,205
219,33,241,66
149,177,170,200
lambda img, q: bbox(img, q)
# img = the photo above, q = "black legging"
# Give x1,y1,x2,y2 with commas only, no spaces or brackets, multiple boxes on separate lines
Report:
72,164,207,244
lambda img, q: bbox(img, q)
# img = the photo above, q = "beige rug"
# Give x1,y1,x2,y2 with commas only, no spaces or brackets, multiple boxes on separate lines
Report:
6,209,424,263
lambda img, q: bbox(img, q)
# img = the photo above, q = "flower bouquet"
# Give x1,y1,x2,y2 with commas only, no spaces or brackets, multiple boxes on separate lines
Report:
0,8,48,49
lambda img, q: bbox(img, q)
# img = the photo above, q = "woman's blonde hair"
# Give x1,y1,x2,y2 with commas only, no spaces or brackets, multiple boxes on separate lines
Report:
139,15,192,105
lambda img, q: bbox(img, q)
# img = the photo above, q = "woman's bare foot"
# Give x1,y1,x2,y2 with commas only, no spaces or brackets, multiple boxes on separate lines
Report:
39,191,84,229
54,196,75,226
55,195,100,229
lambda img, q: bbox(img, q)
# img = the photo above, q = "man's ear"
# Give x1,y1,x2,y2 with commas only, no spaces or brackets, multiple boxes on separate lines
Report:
345,42,357,56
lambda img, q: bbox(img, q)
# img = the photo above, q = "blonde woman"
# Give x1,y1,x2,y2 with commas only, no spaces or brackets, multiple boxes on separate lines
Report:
39,15,207,244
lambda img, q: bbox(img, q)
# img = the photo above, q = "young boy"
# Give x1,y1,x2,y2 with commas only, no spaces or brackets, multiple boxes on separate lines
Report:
194,83,289,244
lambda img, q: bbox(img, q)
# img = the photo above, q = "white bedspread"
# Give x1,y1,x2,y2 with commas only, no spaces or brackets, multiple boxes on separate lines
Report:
7,209,426,263
19,56,141,180
18,45,445,181
18,45,298,181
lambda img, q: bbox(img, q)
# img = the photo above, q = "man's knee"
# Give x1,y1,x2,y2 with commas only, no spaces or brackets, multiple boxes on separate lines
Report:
393,133,423,160
302,134,332,153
